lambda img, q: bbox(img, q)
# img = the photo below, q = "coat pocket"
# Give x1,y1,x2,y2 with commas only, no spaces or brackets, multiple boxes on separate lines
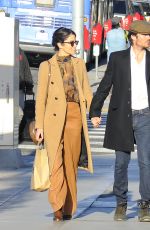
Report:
109,97,119,110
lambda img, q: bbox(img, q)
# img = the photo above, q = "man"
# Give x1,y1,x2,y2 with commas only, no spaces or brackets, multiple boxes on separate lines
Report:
106,16,128,62
19,48,33,110
19,48,33,142
89,20,150,222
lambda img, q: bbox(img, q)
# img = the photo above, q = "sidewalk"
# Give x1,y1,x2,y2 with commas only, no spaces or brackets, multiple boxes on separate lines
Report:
0,61,148,229
0,152,147,230
0,153,114,229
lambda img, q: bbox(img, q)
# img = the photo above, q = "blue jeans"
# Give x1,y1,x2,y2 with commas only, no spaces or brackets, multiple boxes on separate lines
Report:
113,107,150,204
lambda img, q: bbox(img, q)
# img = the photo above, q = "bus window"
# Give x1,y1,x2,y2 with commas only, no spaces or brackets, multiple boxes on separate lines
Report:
0,0,72,55
113,0,126,15
35,0,55,7
140,2,150,16
132,2,144,15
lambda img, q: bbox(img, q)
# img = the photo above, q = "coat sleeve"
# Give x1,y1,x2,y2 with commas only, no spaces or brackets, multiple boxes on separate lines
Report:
35,61,49,129
81,59,93,111
89,53,114,119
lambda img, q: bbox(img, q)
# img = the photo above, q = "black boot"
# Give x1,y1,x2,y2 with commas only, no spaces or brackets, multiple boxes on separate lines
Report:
114,202,127,221
138,200,150,222
63,215,72,221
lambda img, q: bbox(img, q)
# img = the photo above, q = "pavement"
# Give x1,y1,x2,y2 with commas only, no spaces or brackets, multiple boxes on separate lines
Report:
0,59,150,229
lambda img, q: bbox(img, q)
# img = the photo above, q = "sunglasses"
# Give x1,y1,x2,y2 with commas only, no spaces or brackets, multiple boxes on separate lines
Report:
62,40,79,47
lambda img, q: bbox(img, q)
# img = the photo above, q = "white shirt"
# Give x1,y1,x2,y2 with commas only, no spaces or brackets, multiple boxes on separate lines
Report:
130,47,148,110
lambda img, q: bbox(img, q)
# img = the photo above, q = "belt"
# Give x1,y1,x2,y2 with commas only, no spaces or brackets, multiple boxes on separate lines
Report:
132,107,149,115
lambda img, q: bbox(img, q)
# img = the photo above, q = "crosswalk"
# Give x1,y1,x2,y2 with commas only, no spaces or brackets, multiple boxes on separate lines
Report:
88,113,114,154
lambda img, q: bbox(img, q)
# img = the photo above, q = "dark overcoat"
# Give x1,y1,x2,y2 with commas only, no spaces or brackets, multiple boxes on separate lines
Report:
89,48,150,152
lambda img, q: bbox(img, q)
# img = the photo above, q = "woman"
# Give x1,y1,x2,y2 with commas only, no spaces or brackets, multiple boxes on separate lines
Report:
35,27,93,221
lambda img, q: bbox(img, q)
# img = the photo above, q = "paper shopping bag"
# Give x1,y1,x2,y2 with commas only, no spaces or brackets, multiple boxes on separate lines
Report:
31,147,50,192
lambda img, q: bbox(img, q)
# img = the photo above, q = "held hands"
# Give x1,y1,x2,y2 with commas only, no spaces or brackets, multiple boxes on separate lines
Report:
35,128,44,143
91,117,101,128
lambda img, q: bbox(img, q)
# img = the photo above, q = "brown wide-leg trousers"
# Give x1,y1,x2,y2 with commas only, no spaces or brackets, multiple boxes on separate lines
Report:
48,102,82,215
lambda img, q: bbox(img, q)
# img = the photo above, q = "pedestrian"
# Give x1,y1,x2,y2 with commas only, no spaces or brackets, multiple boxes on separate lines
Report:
106,16,128,62
19,48,33,110
35,27,93,221
89,20,150,222
19,48,33,141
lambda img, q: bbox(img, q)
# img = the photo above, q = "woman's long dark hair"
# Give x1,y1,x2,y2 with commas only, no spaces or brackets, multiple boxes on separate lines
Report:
52,27,76,51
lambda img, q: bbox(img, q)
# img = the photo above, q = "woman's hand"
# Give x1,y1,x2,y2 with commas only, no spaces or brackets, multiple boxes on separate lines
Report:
35,128,44,143
91,117,101,128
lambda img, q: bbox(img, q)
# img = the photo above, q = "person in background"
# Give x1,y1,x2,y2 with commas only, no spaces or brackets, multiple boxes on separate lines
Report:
106,16,129,62
90,20,150,222
35,27,93,221
19,48,33,141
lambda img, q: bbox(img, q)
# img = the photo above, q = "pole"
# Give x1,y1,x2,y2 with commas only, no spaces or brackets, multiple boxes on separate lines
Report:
93,44,100,79
95,56,98,79
72,0,84,58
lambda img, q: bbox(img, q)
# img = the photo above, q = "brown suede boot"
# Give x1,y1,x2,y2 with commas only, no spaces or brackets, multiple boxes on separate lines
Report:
114,203,127,221
53,208,63,222
138,200,150,222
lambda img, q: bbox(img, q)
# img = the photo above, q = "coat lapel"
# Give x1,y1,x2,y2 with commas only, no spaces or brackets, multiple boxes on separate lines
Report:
50,54,66,100
146,50,150,84
123,48,131,87
72,57,85,100
71,57,82,84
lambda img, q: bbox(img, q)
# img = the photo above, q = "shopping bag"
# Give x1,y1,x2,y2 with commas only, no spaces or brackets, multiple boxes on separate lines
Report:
31,146,50,192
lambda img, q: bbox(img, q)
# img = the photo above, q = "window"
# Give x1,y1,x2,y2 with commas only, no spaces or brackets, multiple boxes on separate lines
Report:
35,0,55,7
113,1,126,14
133,5,142,14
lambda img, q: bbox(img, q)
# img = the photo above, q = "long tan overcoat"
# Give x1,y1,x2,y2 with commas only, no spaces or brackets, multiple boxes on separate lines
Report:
35,54,93,175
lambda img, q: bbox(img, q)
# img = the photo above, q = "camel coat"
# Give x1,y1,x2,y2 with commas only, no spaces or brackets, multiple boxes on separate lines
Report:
35,54,93,175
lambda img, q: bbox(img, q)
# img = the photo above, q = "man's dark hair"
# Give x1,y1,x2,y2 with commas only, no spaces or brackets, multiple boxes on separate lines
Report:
52,27,76,51
127,31,137,46
112,23,120,29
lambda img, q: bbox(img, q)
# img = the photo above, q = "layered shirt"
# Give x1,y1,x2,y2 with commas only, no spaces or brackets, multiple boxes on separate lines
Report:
57,55,79,103
130,47,148,110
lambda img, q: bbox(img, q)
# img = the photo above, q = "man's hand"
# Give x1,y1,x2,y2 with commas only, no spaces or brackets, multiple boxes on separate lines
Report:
91,117,101,128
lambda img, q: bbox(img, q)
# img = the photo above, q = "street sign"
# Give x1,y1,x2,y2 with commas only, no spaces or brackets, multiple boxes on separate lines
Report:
93,45,100,56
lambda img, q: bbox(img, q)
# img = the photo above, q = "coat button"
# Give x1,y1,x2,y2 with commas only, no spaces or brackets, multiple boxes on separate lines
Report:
55,97,58,100
53,113,56,116
128,101,130,104
51,81,54,84
128,114,130,117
